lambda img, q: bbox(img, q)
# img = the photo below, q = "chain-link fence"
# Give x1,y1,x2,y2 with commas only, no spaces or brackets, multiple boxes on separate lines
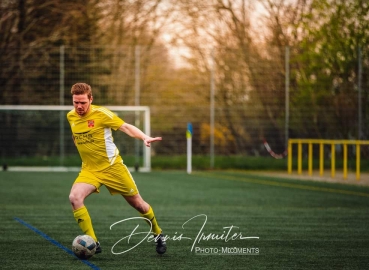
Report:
1,45,368,167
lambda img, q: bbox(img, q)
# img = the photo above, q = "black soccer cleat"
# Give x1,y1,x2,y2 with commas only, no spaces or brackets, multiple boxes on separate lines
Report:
95,241,102,254
154,234,167,255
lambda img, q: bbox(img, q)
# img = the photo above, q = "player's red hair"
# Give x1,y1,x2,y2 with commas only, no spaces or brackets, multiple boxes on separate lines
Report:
71,83,92,99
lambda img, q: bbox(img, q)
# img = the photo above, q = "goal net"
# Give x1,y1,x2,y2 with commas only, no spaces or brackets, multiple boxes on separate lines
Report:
0,105,151,172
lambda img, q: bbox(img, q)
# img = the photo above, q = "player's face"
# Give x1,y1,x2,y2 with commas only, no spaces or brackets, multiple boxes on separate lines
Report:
73,94,92,117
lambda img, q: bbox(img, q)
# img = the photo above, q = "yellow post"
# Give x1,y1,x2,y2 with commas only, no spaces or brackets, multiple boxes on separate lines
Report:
308,142,313,176
288,140,292,174
356,144,360,181
331,143,335,178
343,143,347,180
298,141,302,175
319,142,324,176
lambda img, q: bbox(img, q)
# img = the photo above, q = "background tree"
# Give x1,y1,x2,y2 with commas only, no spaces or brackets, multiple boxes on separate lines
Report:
0,0,103,159
1,0,369,158
0,0,103,105
293,0,369,140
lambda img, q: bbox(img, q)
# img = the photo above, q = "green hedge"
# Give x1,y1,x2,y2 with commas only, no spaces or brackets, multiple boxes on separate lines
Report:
1,155,369,172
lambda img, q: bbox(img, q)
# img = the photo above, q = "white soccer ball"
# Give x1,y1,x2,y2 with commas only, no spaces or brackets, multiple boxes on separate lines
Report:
72,235,97,259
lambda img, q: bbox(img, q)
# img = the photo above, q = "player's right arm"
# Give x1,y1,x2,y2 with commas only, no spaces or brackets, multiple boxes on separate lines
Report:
67,112,77,146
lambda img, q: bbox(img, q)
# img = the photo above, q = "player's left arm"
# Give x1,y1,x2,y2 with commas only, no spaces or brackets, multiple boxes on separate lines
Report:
119,123,162,147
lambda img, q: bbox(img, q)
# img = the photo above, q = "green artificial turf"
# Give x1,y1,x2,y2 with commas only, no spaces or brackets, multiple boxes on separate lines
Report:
0,171,368,269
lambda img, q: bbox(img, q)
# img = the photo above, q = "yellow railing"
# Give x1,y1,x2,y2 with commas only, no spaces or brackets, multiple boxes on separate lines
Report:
287,139,369,180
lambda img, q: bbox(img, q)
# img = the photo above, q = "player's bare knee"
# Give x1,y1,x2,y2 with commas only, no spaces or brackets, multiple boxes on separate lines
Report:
69,192,83,207
69,193,76,205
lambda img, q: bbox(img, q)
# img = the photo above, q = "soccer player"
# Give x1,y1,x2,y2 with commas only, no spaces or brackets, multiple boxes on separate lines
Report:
67,82,166,255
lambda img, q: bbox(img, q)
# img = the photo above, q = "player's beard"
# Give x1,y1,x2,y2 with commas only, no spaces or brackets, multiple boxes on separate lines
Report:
77,103,91,117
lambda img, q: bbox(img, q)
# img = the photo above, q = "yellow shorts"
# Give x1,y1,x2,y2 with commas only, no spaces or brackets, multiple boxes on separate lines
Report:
74,162,139,196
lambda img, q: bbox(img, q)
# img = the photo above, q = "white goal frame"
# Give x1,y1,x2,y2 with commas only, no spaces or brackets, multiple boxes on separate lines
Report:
0,105,151,172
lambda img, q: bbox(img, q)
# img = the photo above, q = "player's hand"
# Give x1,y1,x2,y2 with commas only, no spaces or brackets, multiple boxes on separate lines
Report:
143,137,162,147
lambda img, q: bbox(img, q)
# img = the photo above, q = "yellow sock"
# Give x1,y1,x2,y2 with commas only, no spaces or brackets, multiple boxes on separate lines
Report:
140,206,162,235
73,206,98,242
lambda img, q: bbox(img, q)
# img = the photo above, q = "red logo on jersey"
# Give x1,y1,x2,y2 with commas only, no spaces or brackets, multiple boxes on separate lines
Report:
87,120,94,128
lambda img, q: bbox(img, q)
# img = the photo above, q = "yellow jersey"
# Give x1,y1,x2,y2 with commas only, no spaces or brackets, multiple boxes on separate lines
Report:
67,105,125,171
